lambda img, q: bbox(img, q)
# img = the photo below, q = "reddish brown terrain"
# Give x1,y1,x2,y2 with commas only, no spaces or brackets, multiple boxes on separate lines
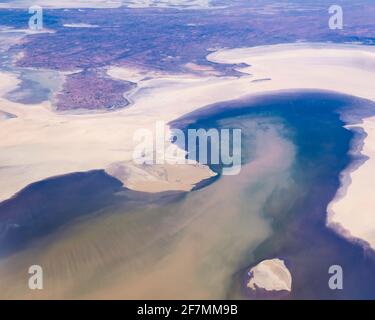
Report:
55,70,134,111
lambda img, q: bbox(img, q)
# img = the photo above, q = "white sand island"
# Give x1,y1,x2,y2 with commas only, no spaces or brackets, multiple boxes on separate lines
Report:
247,258,292,292
1,42,375,250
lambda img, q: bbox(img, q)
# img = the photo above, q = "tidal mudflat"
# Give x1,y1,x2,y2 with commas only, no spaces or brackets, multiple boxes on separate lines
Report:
0,28,375,299
2,90,375,299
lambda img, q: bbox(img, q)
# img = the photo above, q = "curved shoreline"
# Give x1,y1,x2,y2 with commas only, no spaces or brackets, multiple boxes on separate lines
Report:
327,117,375,249
1,88,375,299
171,90,375,299
1,42,375,251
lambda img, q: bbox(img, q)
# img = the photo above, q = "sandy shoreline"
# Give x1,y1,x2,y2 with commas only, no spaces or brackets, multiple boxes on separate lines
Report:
1,42,375,248
327,117,375,249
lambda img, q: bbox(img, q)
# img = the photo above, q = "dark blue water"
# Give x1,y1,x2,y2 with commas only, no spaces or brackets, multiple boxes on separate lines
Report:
2,90,375,299
171,90,375,299
0,170,182,257
0,170,122,256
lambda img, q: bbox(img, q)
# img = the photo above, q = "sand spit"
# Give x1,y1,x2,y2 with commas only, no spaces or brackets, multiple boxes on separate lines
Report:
106,161,216,193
